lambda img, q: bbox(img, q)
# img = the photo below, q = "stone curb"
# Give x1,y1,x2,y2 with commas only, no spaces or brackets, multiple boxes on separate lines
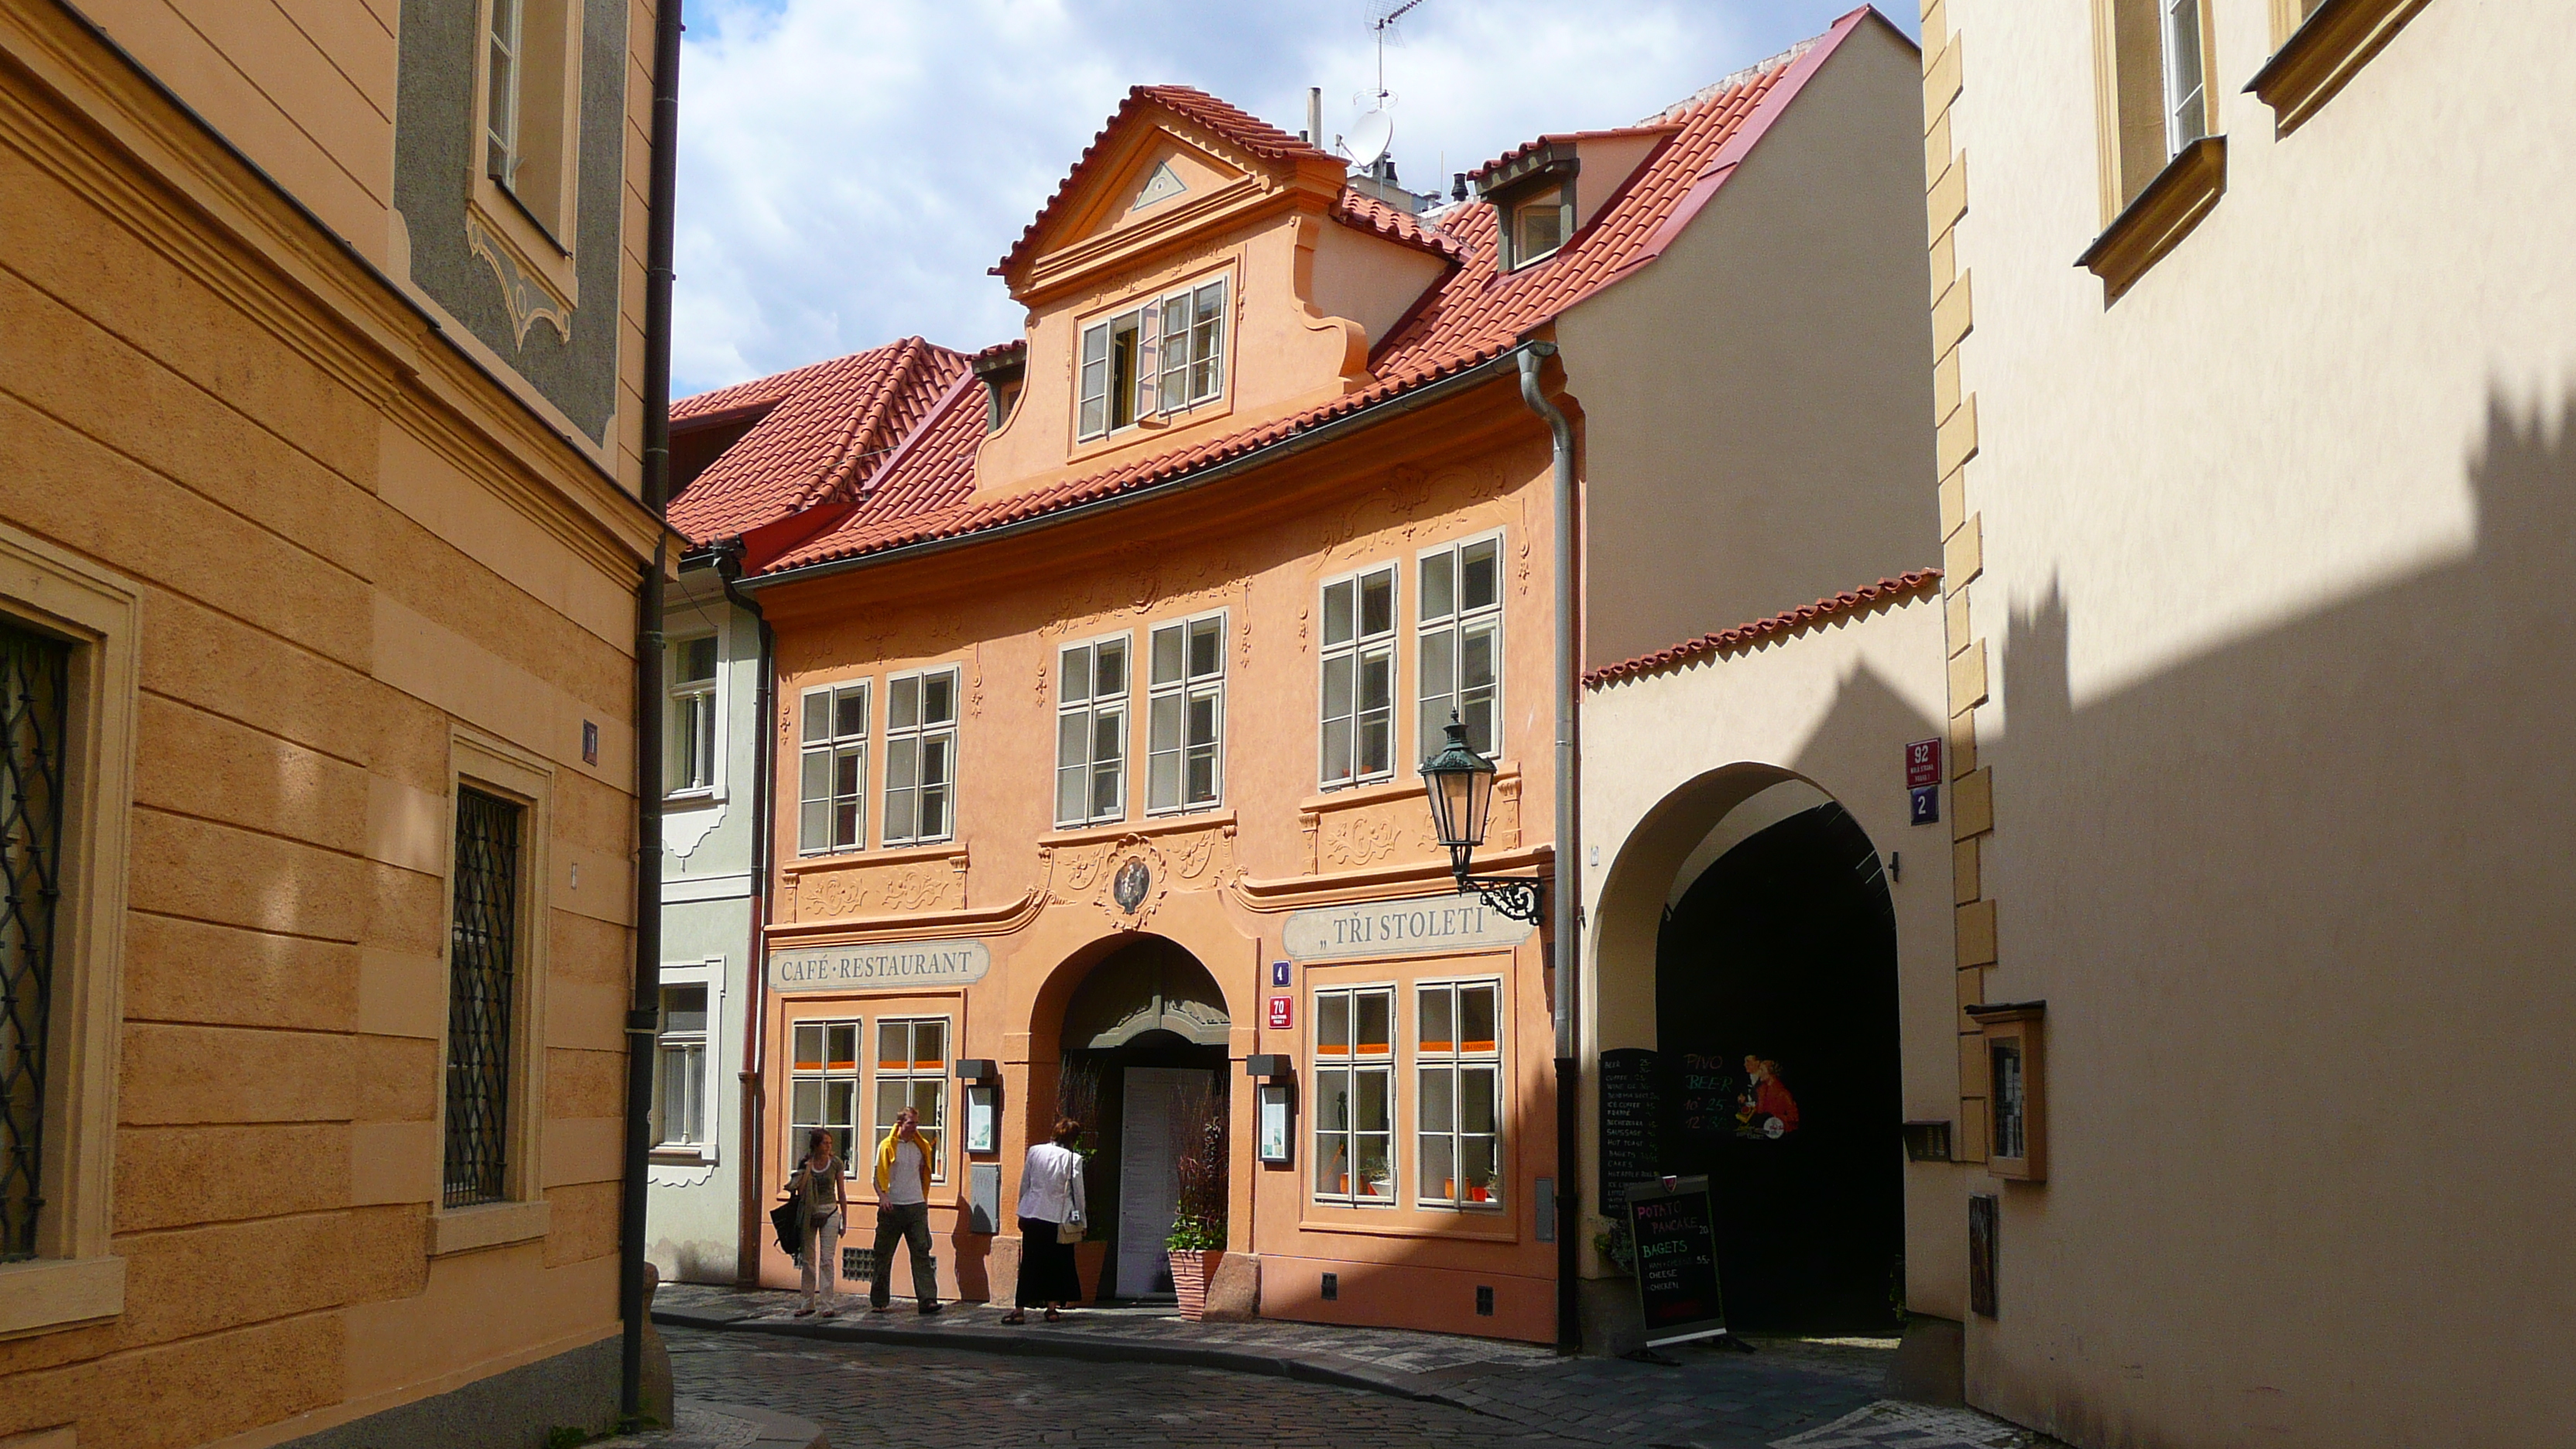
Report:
653,1302,1453,1410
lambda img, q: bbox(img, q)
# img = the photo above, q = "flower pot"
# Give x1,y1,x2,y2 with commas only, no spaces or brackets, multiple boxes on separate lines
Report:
1074,1239,1108,1304
1168,1249,1225,1321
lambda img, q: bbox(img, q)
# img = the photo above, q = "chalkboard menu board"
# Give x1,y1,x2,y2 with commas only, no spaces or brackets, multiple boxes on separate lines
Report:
1598,1048,1660,1221
1625,1174,1727,1346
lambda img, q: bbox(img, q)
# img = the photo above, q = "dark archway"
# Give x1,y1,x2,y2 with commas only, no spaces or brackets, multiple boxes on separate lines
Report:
1656,798,1903,1333
1056,935,1228,1300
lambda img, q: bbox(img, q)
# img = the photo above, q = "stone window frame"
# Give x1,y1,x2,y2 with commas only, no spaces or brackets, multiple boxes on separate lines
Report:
428,728,555,1258
0,523,137,1340
2078,0,2228,303
471,0,586,317
649,957,724,1163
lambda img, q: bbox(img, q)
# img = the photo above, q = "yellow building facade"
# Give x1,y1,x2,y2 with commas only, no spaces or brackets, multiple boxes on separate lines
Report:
0,2,667,1445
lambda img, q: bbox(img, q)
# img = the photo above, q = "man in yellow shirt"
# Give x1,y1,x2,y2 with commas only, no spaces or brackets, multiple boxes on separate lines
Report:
869,1106,942,1314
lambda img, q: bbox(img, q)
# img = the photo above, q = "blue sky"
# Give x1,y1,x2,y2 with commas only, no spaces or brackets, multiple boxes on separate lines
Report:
671,1,1918,396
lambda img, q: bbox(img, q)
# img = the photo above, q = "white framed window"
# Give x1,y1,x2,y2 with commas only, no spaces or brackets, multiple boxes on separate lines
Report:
1319,565,1397,790
1513,199,1567,265
1418,533,1504,758
790,1018,862,1165
1146,612,1225,814
872,1019,951,1180
1076,276,1229,441
797,681,869,856
653,973,715,1152
1056,634,1130,827
1416,979,1503,1210
667,634,718,797
480,0,578,238
883,668,959,845
2161,0,2208,155
1312,985,1396,1205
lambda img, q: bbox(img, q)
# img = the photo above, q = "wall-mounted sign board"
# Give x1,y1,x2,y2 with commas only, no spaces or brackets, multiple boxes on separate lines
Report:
768,939,991,993
1283,892,1536,961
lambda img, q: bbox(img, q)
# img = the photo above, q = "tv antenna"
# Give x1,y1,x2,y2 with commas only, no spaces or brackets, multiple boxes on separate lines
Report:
1344,0,1427,173
1365,0,1430,111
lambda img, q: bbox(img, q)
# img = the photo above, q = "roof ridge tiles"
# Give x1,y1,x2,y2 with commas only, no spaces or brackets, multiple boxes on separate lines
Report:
1584,571,1944,688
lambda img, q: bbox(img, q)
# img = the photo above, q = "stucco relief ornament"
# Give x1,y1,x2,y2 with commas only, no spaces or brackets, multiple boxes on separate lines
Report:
1093,836,1171,930
1321,814,1401,868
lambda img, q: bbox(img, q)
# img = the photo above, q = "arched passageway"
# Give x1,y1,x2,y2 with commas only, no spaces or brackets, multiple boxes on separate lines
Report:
1054,935,1229,1300
1655,792,1903,1332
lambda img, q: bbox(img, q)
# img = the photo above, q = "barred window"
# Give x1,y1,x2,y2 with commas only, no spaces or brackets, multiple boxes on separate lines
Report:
790,1019,861,1164
798,681,868,855
1319,565,1396,789
1419,535,1502,758
444,787,524,1208
1416,981,1502,1210
883,669,957,846
1,623,70,1261
1055,635,1129,827
1313,986,1396,1205
873,1019,949,1179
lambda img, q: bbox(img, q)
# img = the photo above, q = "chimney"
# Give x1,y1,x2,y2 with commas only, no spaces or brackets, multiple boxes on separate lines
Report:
1307,87,1324,152
1452,172,1468,202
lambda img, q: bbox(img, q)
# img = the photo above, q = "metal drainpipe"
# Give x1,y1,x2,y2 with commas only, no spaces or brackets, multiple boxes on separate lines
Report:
621,0,683,1422
1517,341,1583,1354
717,554,775,1286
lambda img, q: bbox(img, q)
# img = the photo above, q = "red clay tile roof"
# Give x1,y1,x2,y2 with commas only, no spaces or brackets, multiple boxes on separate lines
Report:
666,337,968,546
754,6,1889,579
1584,571,1943,688
1471,125,1681,182
995,84,1338,280
1331,188,1467,262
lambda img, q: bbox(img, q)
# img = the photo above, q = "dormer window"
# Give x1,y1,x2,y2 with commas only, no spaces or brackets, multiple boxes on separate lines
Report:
1077,276,1228,442
1513,200,1568,265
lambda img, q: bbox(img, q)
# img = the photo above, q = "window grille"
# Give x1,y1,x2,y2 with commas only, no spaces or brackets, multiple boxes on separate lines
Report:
444,787,523,1208
0,623,69,1261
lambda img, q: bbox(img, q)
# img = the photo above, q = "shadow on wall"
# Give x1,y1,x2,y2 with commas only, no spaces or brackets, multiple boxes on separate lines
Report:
1975,392,2576,1444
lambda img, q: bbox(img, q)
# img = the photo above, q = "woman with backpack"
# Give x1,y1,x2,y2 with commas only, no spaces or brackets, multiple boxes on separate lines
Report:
787,1129,848,1317
1002,1118,1088,1324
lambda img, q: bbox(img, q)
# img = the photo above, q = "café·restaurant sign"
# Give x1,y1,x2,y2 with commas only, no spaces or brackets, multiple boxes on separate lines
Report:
768,939,992,994
1283,892,1536,962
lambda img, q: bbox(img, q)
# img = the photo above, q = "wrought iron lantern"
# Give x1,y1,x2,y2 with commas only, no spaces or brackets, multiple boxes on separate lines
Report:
1417,713,1543,923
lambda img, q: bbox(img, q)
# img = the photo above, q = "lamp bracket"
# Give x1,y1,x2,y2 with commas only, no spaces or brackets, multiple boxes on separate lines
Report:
1455,871,1544,924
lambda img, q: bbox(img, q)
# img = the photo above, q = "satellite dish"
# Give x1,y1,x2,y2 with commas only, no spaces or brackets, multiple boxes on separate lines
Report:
1346,111,1395,170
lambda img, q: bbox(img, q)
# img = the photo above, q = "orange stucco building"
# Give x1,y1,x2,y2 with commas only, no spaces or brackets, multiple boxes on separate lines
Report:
670,6,1934,1345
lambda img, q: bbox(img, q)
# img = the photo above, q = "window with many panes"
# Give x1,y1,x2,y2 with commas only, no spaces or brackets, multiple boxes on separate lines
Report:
668,635,718,796
1077,277,1228,441
883,669,957,845
444,787,524,1208
1416,981,1502,1209
873,1019,950,1177
1146,614,1224,814
1319,567,1396,789
1055,635,1129,827
798,682,869,855
654,983,709,1149
1313,986,1396,1205
1419,535,1502,757
0,622,70,1262
790,1019,861,1163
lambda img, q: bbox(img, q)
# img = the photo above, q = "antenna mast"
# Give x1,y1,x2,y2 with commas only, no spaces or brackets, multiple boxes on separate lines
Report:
1371,0,1429,108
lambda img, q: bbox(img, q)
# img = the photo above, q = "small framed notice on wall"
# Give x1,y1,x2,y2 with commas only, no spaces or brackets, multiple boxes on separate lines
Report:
1257,1083,1293,1165
964,1083,997,1154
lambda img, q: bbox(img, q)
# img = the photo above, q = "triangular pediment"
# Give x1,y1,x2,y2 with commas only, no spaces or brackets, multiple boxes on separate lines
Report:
1051,132,1252,252
1132,160,1187,210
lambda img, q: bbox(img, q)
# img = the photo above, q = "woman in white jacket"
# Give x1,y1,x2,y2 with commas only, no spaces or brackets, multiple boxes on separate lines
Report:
1003,1117,1088,1324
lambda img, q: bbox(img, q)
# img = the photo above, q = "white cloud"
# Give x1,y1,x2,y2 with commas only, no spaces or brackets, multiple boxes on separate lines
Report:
672,0,1915,396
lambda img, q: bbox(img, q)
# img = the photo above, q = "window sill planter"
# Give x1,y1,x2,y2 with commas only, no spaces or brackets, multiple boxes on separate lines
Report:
1168,1249,1225,1321
2076,136,2227,304
2247,0,2432,136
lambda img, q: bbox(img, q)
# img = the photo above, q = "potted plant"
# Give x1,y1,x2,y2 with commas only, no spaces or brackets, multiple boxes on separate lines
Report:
1166,1084,1228,1320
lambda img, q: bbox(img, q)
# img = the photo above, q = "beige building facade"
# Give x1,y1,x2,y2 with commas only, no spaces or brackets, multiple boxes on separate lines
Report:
1913,0,2574,1442
0,2,666,1445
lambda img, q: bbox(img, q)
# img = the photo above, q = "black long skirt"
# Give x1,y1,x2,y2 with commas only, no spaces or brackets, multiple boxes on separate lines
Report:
1015,1218,1084,1307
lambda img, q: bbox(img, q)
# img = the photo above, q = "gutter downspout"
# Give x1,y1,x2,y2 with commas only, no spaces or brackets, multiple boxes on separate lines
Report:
622,0,683,1422
717,553,776,1286
1518,341,1582,1355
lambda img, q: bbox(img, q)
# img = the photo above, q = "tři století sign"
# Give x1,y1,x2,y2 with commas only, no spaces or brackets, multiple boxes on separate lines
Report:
1625,1173,1728,1347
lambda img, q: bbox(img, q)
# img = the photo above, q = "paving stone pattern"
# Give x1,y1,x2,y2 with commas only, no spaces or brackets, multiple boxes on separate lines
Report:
657,1286,2057,1449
